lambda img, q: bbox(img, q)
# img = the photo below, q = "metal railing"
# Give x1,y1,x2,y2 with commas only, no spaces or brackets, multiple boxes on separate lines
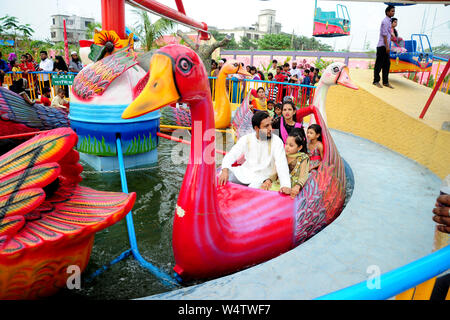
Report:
2,71,77,101
209,76,316,107
316,244,450,300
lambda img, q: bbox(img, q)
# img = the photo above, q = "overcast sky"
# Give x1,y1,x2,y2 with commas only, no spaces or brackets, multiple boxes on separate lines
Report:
1,0,449,51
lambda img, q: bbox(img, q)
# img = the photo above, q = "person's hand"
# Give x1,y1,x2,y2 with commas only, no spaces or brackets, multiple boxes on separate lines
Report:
386,47,390,54
290,185,301,199
280,187,291,195
218,169,229,186
432,194,450,234
261,179,272,191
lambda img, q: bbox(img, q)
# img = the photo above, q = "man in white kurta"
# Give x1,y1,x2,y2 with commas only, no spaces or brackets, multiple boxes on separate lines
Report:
38,50,54,87
219,112,291,191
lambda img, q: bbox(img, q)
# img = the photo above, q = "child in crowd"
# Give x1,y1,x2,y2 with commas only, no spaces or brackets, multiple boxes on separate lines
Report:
307,124,323,172
302,69,312,101
38,87,52,106
266,100,275,118
261,128,310,199
51,88,69,110
273,103,282,120
312,68,320,85
11,60,22,82
266,72,279,102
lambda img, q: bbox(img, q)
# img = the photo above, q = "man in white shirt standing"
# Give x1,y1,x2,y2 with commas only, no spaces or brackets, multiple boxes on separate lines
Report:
38,50,54,89
289,61,302,81
218,111,291,194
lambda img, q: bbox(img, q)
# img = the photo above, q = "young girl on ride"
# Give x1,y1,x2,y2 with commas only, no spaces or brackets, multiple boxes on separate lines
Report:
261,128,310,199
271,101,302,144
250,87,267,112
307,124,323,172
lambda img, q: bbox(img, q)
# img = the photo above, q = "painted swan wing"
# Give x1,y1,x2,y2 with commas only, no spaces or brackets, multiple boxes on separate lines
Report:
0,87,69,133
0,128,135,254
72,46,139,100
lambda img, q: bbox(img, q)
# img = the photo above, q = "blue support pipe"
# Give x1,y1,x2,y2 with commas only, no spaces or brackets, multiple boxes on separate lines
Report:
316,245,450,300
85,249,133,283
115,137,180,288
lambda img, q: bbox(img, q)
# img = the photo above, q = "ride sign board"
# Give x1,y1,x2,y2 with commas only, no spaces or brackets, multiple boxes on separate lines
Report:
52,74,75,86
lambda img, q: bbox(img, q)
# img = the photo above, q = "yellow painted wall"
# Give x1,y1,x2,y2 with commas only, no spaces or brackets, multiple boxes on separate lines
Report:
326,86,450,179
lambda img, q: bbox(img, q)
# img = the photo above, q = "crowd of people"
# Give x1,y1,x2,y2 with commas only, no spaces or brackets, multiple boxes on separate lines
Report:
210,57,321,110
0,49,83,111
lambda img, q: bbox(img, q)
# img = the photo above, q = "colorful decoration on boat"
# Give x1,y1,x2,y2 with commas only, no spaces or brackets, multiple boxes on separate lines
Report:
88,30,136,63
0,87,69,137
121,44,351,280
0,128,136,299
70,37,159,163
72,46,139,101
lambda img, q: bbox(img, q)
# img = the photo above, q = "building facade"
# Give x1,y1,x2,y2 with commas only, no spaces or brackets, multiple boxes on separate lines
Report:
50,15,95,44
213,9,281,43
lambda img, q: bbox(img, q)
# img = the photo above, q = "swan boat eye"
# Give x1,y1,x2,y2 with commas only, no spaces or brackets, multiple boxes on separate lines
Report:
178,58,193,73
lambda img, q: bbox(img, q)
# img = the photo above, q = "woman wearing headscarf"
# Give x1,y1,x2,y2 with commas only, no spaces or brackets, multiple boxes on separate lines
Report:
53,55,69,97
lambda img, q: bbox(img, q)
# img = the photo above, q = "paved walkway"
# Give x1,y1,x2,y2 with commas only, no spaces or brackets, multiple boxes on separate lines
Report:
141,129,442,300
350,69,450,131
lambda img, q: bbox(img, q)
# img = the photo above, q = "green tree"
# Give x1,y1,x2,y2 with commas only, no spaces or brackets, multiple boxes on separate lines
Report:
239,36,258,50
0,15,34,51
131,10,175,51
292,35,332,51
257,34,291,50
85,21,102,39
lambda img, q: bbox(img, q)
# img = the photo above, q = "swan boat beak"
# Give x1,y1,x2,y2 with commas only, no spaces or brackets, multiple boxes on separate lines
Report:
122,54,180,119
237,65,251,77
337,66,358,90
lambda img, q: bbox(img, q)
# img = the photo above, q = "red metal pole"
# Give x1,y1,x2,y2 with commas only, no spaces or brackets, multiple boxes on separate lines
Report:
101,0,126,38
126,0,208,36
63,20,70,66
174,0,186,15
419,59,450,119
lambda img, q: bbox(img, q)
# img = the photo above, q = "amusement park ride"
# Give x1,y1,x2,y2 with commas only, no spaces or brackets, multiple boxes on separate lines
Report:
313,0,351,37
0,0,449,300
